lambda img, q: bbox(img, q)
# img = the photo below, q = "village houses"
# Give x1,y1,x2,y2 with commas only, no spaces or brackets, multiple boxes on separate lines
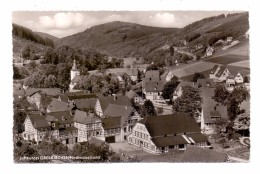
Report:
172,81,197,100
142,70,166,102
23,111,78,144
95,95,141,143
128,113,208,154
26,88,61,108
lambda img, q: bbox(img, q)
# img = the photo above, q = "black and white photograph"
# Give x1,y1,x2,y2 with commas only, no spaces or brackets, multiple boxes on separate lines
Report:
12,10,250,163
2,0,260,173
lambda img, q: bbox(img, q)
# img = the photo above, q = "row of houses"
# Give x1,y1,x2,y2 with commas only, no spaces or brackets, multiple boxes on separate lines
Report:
21,87,211,154
23,93,142,144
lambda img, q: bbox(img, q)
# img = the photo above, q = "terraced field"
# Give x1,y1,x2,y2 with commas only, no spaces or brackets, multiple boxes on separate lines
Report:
205,54,248,65
229,60,250,68
169,61,216,79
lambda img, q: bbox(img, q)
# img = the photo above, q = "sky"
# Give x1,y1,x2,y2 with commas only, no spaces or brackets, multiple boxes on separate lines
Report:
12,11,243,38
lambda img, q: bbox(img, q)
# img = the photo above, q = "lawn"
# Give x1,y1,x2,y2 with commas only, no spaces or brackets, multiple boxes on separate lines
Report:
228,60,250,68
180,69,212,81
205,54,249,65
226,146,250,160
168,61,216,79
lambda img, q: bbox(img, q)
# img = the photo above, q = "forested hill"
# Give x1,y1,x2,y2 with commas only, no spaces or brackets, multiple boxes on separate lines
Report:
56,21,180,57
56,12,249,57
177,12,249,47
12,24,55,53
35,32,59,42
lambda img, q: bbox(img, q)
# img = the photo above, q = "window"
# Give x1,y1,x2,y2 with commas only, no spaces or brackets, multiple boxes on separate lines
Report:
124,135,127,140
124,127,127,133
128,120,131,124
24,133,26,138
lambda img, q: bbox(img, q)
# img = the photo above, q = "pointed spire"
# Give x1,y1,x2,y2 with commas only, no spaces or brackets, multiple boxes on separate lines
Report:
72,59,77,70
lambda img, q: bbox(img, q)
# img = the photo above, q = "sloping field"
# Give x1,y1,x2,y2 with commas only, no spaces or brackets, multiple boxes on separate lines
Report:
180,69,212,81
228,42,249,56
228,60,250,68
205,54,248,65
169,61,216,79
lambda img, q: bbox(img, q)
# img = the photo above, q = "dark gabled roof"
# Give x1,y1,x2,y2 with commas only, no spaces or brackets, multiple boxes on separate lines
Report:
151,133,208,147
98,95,132,112
101,117,121,129
144,81,165,92
46,111,74,124
200,87,228,124
210,65,219,74
126,90,138,99
180,145,228,162
71,75,81,83
73,110,100,125
139,113,201,137
151,135,188,147
210,111,221,118
144,70,160,81
25,88,41,96
59,94,69,102
27,113,50,129
26,88,61,96
103,104,133,118
215,66,228,77
74,98,97,109
68,93,97,100
47,99,75,112
188,133,208,143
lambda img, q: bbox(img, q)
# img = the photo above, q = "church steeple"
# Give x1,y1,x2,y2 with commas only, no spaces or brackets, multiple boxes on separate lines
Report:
72,59,77,70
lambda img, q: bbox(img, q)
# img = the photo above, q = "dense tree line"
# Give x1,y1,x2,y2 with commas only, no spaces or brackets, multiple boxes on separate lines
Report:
162,76,179,100
21,44,125,91
13,24,54,47
172,85,202,119
74,74,121,96
213,85,250,139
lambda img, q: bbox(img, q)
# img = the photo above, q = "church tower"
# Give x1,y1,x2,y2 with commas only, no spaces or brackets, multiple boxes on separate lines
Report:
71,59,80,81
69,59,80,92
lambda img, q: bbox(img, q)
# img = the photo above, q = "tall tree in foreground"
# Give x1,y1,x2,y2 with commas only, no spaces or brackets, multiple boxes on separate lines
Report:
192,72,205,82
161,76,179,100
172,85,202,119
141,100,156,117
226,86,249,121
213,84,230,105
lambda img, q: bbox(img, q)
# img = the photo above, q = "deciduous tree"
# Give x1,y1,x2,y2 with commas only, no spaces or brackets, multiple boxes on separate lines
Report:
141,100,156,117
172,85,202,119
162,76,179,99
